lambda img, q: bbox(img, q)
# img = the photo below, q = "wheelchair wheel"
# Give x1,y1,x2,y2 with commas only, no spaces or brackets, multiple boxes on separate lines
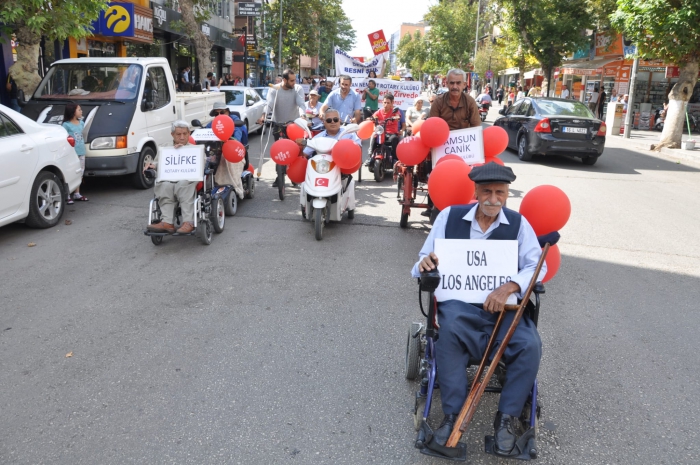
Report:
405,322,421,380
151,235,163,246
211,197,225,233
224,190,238,216
413,397,426,431
197,219,213,245
245,176,255,199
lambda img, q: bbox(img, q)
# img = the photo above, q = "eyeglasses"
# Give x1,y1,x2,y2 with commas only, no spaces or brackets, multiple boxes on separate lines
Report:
325,117,340,123
213,110,227,115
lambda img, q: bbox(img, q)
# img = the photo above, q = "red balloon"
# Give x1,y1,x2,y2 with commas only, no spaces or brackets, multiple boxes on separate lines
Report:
396,136,430,166
286,124,307,141
428,159,475,210
519,185,571,236
331,139,361,169
287,156,308,184
542,244,561,283
484,156,505,166
247,163,254,173
270,139,300,165
188,136,196,145
436,154,465,165
340,158,362,174
411,119,424,135
211,115,234,141
357,120,375,139
483,125,509,158
420,117,450,148
468,199,478,204
223,139,246,163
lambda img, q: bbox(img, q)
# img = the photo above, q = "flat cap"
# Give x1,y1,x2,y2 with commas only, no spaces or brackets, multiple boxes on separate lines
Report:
309,89,320,96
468,162,516,184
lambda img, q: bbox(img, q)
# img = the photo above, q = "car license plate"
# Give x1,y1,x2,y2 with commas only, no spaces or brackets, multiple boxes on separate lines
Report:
563,127,587,134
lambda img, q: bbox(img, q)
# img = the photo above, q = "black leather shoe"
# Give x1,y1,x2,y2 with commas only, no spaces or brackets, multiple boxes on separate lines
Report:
272,178,279,187
420,208,432,217
433,414,458,446
493,411,518,455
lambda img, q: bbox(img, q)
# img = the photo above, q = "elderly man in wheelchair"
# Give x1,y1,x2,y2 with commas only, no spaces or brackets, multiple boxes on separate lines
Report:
144,120,226,245
407,162,556,461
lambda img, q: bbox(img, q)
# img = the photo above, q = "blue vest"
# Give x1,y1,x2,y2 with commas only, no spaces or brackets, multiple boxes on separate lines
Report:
444,204,521,240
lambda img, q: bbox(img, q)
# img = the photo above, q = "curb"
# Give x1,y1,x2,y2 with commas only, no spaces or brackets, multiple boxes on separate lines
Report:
634,142,700,168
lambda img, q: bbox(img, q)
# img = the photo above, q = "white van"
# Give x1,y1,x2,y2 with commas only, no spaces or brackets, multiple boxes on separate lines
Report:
22,57,225,189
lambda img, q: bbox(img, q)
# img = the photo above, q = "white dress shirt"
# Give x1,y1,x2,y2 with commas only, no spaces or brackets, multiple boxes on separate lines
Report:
411,205,547,299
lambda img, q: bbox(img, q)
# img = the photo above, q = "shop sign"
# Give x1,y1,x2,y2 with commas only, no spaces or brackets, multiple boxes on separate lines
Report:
246,35,257,46
133,5,154,43
665,66,700,79
595,32,623,57
561,67,604,76
237,2,262,16
94,3,135,37
201,23,211,37
224,49,233,65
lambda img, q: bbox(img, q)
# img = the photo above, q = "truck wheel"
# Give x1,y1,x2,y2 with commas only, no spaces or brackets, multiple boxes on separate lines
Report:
25,171,65,229
132,146,156,189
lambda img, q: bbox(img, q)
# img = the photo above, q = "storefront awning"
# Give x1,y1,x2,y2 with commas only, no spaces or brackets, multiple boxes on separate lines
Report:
523,69,543,79
560,57,623,76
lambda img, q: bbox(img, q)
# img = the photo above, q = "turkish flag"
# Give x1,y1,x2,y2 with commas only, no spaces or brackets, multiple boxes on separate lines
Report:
315,178,329,187
237,35,245,49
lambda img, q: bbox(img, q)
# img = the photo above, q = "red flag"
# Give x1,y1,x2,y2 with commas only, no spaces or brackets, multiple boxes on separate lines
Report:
315,178,329,187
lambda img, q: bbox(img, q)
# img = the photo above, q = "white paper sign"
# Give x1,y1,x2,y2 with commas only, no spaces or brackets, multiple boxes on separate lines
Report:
434,239,518,305
432,127,485,166
156,145,205,183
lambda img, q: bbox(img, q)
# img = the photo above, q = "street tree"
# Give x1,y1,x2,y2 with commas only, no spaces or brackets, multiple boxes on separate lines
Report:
611,0,700,149
0,0,107,95
498,0,594,95
422,0,478,71
396,31,428,78
175,0,214,86
261,0,355,73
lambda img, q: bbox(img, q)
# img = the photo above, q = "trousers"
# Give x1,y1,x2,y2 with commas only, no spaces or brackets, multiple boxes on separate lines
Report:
435,300,541,417
154,180,197,224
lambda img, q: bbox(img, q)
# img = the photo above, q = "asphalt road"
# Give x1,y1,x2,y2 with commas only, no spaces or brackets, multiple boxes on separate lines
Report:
1,110,699,464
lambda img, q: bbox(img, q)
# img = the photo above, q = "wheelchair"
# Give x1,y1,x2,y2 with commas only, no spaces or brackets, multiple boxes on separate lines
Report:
143,158,226,246
405,244,550,461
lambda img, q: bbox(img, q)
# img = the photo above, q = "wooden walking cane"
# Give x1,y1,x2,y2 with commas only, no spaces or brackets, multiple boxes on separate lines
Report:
445,243,550,448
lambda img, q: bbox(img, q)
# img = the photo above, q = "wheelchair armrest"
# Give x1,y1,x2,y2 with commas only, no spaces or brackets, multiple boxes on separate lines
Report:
419,268,441,293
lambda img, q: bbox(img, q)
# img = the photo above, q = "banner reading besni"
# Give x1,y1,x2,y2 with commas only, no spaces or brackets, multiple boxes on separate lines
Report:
156,145,205,183
334,47,386,78
434,239,519,305
431,127,485,166
368,30,389,56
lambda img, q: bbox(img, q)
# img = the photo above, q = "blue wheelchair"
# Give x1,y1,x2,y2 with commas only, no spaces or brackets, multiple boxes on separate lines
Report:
405,236,555,462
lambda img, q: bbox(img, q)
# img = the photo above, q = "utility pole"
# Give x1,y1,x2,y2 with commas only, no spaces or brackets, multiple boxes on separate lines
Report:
278,0,283,74
473,0,481,61
243,25,248,85
624,56,639,139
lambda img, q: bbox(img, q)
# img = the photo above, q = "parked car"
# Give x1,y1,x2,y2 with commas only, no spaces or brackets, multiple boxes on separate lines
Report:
22,57,224,189
219,86,267,134
0,105,82,229
252,86,270,101
494,97,607,165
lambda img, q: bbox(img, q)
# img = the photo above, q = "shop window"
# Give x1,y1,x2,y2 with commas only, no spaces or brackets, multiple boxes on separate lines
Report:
145,66,171,110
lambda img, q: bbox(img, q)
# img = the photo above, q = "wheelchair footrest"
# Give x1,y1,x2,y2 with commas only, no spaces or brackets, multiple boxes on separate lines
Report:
143,230,196,237
484,426,537,461
417,420,467,462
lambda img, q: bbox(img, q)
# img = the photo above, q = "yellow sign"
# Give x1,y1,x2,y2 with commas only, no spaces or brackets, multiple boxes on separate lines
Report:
105,5,131,34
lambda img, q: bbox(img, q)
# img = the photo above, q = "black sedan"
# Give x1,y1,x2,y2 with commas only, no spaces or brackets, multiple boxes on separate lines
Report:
494,97,607,165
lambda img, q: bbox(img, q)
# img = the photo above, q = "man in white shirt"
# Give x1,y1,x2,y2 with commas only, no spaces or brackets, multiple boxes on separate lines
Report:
560,84,570,99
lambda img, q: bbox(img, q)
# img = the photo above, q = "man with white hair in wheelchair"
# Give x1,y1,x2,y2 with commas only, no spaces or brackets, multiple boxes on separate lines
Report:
145,120,198,234
411,162,546,456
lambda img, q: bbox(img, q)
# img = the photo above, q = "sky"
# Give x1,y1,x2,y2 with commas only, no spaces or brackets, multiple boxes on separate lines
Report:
341,0,434,57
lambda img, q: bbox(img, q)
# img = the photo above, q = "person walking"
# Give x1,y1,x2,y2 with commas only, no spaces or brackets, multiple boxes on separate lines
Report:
62,103,88,203
496,85,504,106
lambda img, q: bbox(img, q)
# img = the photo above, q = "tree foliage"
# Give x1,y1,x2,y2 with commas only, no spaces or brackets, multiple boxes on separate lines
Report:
423,0,478,72
1,0,108,92
396,31,428,77
177,0,214,85
261,0,355,73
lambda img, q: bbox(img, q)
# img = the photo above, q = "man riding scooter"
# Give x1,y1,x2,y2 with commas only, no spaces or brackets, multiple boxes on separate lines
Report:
206,101,249,199
145,121,198,234
366,93,404,167
298,108,361,157
476,87,493,122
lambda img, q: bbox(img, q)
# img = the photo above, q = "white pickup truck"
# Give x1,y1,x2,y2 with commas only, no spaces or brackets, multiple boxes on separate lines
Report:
22,57,225,188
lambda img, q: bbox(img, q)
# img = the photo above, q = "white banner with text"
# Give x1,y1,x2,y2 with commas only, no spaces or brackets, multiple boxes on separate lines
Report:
334,47,387,78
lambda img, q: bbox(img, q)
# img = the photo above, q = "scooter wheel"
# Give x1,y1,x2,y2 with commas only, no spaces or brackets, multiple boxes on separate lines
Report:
314,208,324,241
151,235,163,245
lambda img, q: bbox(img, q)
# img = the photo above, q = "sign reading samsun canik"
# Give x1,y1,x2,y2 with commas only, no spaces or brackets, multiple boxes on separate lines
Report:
237,2,262,16
92,2,153,43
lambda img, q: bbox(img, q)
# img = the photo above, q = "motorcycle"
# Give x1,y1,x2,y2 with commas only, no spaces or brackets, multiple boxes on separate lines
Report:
292,118,360,241
478,102,490,122
367,110,401,182
190,119,255,215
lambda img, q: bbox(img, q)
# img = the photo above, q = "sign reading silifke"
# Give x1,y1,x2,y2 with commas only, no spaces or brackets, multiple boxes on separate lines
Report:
238,2,262,16
368,30,389,56
155,145,205,183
